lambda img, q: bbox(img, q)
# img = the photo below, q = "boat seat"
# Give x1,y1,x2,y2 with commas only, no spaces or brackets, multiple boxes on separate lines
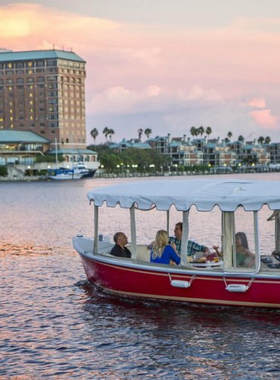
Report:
136,245,150,262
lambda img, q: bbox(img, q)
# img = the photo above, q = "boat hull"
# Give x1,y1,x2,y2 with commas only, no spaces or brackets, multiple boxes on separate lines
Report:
80,169,97,178
79,252,280,308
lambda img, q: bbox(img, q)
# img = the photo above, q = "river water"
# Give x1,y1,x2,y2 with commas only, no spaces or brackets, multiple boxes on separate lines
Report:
1,173,280,379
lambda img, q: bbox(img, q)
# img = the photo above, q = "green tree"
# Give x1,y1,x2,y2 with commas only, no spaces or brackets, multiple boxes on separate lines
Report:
265,136,271,144
198,126,205,136
90,128,99,144
144,128,152,139
238,135,245,142
227,131,232,140
138,128,143,141
258,136,265,145
103,127,110,141
0,165,8,177
108,128,115,142
190,126,197,137
206,126,212,137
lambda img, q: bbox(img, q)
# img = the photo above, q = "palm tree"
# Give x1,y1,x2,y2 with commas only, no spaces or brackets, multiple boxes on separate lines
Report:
90,128,99,144
198,126,204,137
144,128,152,139
138,128,143,141
258,136,265,145
265,136,271,144
190,126,197,138
108,128,115,142
227,131,232,140
206,126,212,137
103,127,110,141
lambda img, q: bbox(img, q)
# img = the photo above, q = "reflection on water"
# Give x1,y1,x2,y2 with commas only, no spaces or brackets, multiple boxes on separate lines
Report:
1,173,280,378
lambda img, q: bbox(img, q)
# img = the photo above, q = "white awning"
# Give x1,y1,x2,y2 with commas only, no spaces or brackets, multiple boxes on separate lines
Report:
87,179,280,212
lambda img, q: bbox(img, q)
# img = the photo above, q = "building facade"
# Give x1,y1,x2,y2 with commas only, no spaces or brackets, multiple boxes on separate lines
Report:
110,134,273,168
0,49,86,150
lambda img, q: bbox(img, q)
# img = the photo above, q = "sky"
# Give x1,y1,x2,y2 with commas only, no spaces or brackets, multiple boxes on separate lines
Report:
1,0,280,143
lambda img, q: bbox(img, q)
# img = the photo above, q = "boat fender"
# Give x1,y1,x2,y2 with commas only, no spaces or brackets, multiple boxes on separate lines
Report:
225,284,249,293
224,277,254,292
168,274,195,289
171,280,191,288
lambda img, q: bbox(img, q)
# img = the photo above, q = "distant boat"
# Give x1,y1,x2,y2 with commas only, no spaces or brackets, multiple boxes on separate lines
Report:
48,168,83,180
48,163,95,180
73,163,97,178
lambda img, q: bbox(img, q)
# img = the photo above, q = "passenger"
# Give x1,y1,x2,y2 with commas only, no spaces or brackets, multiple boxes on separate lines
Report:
235,232,255,267
211,232,255,267
169,222,211,258
150,230,180,265
110,232,132,258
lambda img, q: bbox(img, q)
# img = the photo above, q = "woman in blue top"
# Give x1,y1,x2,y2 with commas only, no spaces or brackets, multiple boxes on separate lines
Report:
150,230,181,265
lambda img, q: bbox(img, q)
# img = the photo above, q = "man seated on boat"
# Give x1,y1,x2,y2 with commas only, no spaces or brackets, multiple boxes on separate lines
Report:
169,222,211,258
110,232,132,258
150,230,180,265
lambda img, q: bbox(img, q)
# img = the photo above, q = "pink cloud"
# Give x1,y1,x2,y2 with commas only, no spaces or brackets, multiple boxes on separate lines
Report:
1,3,280,141
249,109,278,129
247,97,266,108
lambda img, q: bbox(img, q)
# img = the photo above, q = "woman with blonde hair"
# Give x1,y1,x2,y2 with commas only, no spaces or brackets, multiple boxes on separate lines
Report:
150,230,180,265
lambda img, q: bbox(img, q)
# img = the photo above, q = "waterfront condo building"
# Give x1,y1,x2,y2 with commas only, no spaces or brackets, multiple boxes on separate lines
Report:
0,49,86,151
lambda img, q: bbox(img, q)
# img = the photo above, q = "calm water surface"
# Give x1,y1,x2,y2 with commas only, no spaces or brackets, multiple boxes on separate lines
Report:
1,173,280,379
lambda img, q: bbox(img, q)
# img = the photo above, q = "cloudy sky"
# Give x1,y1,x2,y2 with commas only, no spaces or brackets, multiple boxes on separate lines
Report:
1,0,280,143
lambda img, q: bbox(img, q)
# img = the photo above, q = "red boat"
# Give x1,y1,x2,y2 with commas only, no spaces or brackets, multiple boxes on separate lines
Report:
73,179,280,308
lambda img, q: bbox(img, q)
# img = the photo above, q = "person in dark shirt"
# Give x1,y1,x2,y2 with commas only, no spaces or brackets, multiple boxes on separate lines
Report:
110,232,132,258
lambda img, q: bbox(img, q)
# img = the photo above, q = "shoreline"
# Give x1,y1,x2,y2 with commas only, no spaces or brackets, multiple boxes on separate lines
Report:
0,169,279,182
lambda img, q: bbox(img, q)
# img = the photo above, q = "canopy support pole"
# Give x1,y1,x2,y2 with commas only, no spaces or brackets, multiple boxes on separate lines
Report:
276,212,280,251
94,205,99,253
222,212,235,270
130,205,137,259
253,211,261,273
166,210,170,235
181,211,189,266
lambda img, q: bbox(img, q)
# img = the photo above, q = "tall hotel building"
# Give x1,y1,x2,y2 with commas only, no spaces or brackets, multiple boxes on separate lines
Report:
0,49,87,150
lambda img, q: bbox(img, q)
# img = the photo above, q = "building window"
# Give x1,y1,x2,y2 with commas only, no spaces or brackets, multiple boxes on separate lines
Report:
36,61,44,67
47,60,56,67
47,76,57,82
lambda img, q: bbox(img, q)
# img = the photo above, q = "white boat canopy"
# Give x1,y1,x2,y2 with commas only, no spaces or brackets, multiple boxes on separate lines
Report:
87,179,280,212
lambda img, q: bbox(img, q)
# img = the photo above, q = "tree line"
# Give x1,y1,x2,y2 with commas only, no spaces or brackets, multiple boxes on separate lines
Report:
90,125,271,145
90,127,153,144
